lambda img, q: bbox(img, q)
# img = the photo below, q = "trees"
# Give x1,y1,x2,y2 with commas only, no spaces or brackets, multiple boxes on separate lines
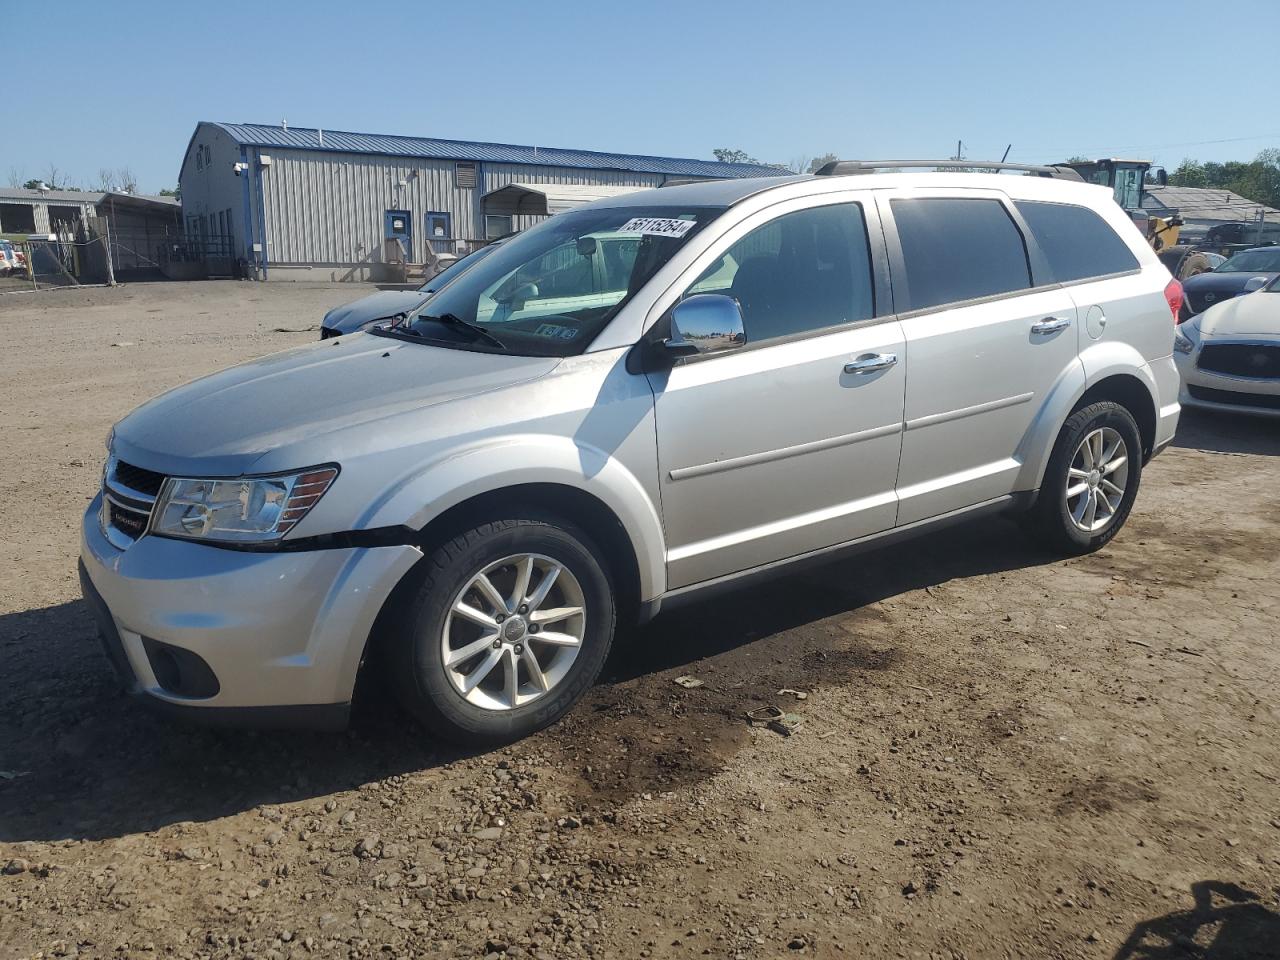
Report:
713,148,761,165
807,152,838,173
713,148,839,173
1169,150,1280,209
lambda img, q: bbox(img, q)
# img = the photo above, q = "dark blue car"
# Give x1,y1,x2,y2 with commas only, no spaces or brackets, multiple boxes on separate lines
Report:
1180,246,1280,319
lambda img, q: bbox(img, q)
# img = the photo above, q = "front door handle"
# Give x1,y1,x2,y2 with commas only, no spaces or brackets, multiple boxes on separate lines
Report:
1031,316,1072,335
844,352,898,374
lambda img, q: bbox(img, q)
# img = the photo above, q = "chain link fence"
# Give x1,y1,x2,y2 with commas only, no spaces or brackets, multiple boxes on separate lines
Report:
1,214,197,293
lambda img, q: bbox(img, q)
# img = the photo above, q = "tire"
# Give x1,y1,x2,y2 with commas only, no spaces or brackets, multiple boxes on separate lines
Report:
388,516,615,747
1024,401,1143,555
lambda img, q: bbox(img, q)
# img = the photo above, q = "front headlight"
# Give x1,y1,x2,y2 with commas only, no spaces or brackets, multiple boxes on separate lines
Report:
1173,326,1196,355
151,465,338,543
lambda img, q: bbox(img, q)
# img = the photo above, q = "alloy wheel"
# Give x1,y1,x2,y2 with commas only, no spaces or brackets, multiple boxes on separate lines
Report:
440,553,586,710
1065,426,1130,533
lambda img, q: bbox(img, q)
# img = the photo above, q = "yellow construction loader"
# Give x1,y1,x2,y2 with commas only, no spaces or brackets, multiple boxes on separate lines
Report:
1057,158,1183,250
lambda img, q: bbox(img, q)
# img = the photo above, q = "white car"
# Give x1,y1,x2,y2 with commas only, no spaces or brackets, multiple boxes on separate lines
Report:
0,239,21,275
1175,275,1280,417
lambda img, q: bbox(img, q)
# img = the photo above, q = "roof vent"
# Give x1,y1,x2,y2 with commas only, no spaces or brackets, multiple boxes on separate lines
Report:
455,162,477,189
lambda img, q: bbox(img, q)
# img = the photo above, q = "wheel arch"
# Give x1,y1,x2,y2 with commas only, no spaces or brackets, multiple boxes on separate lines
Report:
354,480,649,710
1017,359,1160,495
412,482,644,620
1071,373,1158,458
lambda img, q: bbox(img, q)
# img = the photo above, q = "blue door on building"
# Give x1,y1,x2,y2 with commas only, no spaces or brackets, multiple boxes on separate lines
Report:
384,210,412,261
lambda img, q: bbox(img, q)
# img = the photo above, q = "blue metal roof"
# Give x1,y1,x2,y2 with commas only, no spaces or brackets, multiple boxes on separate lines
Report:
207,122,789,179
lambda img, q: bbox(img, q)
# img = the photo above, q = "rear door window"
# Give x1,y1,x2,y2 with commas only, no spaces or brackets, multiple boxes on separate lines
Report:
1014,200,1139,283
890,198,1031,312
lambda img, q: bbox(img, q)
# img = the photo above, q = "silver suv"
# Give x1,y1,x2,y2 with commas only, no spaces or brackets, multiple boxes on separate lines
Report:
81,164,1182,744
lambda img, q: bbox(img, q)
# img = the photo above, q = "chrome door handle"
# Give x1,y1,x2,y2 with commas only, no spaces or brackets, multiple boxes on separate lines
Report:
844,352,898,374
1031,316,1072,334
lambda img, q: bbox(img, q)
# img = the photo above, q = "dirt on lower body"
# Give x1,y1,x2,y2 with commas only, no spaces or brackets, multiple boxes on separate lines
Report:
2,282,1279,960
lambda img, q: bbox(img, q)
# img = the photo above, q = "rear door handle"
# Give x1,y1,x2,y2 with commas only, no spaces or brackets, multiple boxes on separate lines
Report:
1031,316,1072,335
844,352,898,374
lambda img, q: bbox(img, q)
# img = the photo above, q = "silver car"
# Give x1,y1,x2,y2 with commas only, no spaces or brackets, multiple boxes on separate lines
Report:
81,166,1182,744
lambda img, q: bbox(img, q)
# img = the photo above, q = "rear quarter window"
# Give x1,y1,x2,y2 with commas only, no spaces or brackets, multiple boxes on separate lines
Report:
890,198,1032,312
1014,200,1139,283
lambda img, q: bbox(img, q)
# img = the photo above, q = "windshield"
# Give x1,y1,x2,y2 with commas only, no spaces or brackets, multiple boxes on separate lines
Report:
1217,249,1280,273
416,242,502,293
382,205,723,356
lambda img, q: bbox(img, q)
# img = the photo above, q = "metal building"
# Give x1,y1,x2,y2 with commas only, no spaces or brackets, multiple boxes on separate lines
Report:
0,187,181,279
178,121,786,281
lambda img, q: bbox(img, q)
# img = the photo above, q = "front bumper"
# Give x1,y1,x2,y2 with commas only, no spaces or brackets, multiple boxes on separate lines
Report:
1175,348,1280,419
80,493,421,726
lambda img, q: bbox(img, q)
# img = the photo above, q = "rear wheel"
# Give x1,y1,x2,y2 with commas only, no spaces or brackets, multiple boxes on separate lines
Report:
388,516,615,746
1025,401,1143,554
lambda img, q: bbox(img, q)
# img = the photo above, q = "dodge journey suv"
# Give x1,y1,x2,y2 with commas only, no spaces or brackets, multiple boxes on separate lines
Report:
82,164,1182,745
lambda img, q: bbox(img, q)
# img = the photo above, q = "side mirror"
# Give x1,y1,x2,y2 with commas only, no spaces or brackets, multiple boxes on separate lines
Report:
665,294,746,358
1243,276,1268,292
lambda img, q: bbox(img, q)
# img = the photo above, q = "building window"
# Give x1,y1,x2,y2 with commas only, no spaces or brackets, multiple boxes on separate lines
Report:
0,203,37,234
485,214,513,240
196,146,203,171
455,162,478,189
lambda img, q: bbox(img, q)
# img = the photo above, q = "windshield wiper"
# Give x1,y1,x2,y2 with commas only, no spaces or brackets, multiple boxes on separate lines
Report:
419,312,506,350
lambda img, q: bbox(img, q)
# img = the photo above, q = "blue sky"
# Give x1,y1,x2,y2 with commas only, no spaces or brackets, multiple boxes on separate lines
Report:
8,0,1277,193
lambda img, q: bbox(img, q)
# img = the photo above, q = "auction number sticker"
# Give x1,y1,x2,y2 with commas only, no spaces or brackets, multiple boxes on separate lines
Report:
618,217,697,238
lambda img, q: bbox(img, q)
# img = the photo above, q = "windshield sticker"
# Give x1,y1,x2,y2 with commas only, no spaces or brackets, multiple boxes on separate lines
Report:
534,323,579,341
617,217,697,238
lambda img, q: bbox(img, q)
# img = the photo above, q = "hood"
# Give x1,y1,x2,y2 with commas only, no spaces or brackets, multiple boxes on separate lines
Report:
112,335,559,476
322,289,431,333
1183,270,1279,299
1198,291,1280,339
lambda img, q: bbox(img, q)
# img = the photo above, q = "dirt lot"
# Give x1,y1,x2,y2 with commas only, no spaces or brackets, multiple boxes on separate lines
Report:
2,281,1278,960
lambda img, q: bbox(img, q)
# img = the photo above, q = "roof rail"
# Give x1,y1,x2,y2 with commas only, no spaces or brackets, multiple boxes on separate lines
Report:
813,159,1085,181
659,177,726,187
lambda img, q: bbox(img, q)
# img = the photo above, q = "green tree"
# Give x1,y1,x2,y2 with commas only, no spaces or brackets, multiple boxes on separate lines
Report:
713,148,760,164
1169,150,1280,208
807,152,838,173
159,187,181,200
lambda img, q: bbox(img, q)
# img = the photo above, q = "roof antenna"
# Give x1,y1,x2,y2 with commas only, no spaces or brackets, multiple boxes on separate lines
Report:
318,127,323,146
282,117,288,132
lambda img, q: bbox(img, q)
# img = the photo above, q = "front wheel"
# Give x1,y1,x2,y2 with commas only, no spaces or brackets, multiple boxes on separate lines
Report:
1025,401,1143,554
388,516,616,746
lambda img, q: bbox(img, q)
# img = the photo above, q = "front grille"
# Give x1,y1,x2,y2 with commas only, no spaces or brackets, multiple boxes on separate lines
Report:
108,499,150,539
1198,343,1280,380
113,459,166,496
103,456,166,546
1188,385,1280,411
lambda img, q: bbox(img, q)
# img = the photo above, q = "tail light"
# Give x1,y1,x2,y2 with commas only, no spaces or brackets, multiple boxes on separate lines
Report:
1164,278,1185,324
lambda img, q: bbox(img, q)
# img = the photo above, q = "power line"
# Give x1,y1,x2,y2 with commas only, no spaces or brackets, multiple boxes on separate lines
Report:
1007,132,1280,162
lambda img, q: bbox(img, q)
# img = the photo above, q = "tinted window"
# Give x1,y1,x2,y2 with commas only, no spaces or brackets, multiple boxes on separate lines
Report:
1015,200,1138,282
686,203,874,342
1217,248,1280,273
891,198,1031,311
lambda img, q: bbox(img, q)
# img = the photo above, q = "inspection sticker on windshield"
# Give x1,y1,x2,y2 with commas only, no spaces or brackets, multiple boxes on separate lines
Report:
618,217,697,238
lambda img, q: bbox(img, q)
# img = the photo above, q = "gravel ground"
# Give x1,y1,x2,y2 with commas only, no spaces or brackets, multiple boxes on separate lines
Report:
2,281,1279,960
